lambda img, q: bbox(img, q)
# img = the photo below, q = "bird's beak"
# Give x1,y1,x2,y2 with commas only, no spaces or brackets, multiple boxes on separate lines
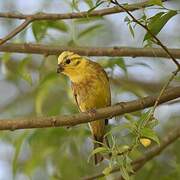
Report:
57,64,64,73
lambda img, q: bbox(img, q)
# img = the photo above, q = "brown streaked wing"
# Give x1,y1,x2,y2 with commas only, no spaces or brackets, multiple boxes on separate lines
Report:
71,82,81,112
100,67,111,106
94,62,111,124
89,61,111,103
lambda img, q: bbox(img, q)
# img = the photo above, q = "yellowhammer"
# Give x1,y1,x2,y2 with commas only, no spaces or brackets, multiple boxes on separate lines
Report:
57,51,111,164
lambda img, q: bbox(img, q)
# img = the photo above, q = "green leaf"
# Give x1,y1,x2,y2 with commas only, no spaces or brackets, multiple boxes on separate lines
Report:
88,146,108,162
121,165,130,180
13,132,29,174
87,0,104,14
32,20,68,41
125,156,134,173
91,147,108,156
124,114,135,123
136,110,151,127
141,127,160,144
32,20,48,42
114,58,127,72
124,16,130,23
148,0,163,6
18,57,32,85
147,118,159,128
85,0,94,8
21,73,32,85
47,20,68,32
106,58,127,73
148,12,165,23
36,73,58,115
128,24,135,38
103,166,112,176
144,10,177,41
78,24,103,38
72,0,80,12
2,53,11,63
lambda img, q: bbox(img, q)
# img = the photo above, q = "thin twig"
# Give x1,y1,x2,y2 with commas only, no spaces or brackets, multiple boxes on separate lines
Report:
138,69,178,136
0,18,32,45
152,69,179,112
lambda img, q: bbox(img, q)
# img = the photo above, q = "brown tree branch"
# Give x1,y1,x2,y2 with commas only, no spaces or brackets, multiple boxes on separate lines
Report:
0,86,179,131
0,1,159,20
0,0,170,46
0,1,151,46
1,43,180,59
83,126,180,180
0,18,32,45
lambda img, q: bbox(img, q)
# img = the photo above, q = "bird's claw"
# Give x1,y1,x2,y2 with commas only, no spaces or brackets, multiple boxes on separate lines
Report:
87,108,97,118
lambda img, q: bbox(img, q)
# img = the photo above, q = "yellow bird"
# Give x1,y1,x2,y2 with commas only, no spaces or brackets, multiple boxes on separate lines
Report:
57,51,111,164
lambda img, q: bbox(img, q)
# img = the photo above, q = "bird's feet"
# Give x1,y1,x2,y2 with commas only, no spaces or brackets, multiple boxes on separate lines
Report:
87,108,97,118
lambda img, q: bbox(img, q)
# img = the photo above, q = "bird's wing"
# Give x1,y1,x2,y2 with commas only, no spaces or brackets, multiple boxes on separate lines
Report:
90,60,111,105
71,82,81,112
102,69,111,105
101,68,111,125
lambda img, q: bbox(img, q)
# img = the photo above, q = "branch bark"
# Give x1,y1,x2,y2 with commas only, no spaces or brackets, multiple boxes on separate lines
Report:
0,0,169,45
0,43,180,59
0,18,32,45
84,126,180,180
0,1,157,20
0,86,179,131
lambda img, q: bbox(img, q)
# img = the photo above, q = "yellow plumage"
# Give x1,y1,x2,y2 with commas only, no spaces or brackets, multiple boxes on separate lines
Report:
57,51,111,164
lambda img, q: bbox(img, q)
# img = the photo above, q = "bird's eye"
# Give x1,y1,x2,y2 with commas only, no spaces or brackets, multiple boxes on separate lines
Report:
65,59,71,64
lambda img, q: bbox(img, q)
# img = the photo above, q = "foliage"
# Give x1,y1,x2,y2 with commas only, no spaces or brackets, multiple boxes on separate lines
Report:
0,0,179,180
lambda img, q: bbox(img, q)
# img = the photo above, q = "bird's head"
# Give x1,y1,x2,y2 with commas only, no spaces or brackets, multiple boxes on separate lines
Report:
57,51,87,82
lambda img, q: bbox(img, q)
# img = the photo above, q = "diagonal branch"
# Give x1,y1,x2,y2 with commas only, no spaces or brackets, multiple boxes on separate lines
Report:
0,86,179,131
0,18,32,45
145,68,179,124
0,43,180,59
83,126,180,180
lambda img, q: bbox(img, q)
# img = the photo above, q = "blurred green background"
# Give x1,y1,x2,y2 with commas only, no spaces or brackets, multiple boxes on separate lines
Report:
0,0,179,179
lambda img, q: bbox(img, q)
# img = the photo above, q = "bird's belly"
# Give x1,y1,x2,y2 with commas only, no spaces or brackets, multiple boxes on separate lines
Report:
78,83,109,112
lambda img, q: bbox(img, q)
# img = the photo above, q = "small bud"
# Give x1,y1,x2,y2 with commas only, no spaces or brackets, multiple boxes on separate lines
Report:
140,138,151,147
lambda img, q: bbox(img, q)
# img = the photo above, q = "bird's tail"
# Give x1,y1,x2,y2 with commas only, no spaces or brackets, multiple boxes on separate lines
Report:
93,135,104,165
90,119,109,165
